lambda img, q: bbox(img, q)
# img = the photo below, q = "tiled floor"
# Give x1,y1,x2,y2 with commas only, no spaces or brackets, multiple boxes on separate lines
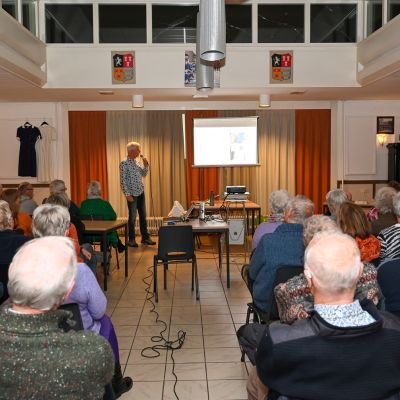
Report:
104,237,252,400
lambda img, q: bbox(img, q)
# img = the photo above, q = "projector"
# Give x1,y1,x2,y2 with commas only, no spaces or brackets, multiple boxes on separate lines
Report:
226,186,246,194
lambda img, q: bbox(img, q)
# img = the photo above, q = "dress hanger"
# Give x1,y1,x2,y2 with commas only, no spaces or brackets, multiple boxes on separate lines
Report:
24,121,32,127
41,121,48,126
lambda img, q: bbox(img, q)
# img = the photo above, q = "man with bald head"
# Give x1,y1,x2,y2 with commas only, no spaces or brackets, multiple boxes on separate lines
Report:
0,237,114,399
246,232,400,400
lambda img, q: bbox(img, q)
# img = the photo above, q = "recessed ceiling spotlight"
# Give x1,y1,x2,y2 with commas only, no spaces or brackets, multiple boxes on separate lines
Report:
98,90,114,95
193,93,209,99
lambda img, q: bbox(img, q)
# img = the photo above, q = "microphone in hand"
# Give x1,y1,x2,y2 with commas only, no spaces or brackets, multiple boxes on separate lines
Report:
140,154,149,166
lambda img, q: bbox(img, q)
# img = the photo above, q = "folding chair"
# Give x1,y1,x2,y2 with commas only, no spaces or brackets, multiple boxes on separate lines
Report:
154,225,199,302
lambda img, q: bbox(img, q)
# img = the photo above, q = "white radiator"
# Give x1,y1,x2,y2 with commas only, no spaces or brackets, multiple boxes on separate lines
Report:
135,216,163,235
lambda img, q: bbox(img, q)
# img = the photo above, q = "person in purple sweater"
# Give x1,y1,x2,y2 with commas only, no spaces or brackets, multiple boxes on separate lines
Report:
252,190,290,252
31,204,133,398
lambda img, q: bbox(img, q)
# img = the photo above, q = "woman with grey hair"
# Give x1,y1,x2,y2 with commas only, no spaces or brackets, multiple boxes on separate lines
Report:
252,190,290,250
80,180,125,253
275,215,380,325
368,186,397,235
45,179,84,243
325,189,348,220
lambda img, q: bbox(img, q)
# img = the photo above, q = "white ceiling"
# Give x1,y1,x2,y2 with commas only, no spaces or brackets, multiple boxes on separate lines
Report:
1,65,400,103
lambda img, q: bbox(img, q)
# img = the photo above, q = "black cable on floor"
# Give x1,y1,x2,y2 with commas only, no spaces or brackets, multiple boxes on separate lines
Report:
140,265,186,400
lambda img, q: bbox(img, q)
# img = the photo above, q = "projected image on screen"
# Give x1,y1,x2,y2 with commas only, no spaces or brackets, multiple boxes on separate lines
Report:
193,117,259,167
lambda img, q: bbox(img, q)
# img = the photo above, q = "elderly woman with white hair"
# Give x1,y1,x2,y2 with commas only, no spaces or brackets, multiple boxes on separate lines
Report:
32,204,133,398
325,189,348,220
252,190,290,251
80,180,125,253
368,186,397,235
0,200,31,303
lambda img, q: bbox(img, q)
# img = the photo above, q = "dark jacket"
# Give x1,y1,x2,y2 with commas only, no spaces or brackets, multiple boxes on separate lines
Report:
0,306,114,399
0,230,31,302
249,223,304,312
256,301,400,400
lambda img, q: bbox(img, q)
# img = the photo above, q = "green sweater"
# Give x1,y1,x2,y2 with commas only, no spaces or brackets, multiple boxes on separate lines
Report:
80,198,119,245
0,306,114,399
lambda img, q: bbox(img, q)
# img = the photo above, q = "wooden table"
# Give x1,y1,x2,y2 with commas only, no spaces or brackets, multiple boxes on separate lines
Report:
167,219,231,287
83,220,128,291
192,200,262,235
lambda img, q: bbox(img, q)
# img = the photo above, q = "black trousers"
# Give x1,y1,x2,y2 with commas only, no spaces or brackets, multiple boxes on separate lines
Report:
127,192,150,241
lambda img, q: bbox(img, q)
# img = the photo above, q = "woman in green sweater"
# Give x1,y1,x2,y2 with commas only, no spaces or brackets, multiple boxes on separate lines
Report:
81,181,125,253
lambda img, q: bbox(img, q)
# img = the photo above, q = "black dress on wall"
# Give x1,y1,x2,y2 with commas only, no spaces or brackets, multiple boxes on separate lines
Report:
17,123,42,177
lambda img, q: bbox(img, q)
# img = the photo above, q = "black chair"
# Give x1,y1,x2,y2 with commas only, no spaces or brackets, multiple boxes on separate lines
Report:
245,265,304,325
240,265,303,362
154,225,199,302
59,302,84,331
80,214,120,270
377,258,400,317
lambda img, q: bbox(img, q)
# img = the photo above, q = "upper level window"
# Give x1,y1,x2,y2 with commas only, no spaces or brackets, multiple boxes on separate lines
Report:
45,4,93,43
99,4,146,43
389,0,400,20
366,1,382,36
226,4,252,43
152,5,197,43
258,4,304,43
2,0,17,18
311,4,357,43
22,0,36,35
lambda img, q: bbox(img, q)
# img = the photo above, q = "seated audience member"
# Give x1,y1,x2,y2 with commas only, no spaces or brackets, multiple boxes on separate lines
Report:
246,232,400,400
32,204,133,398
377,258,400,317
337,202,380,263
0,200,31,302
252,190,290,251
275,215,380,324
18,182,38,215
388,180,400,192
0,236,114,399
247,195,314,312
47,179,85,244
368,186,397,235
81,180,125,253
0,188,32,236
325,188,348,220
378,192,400,261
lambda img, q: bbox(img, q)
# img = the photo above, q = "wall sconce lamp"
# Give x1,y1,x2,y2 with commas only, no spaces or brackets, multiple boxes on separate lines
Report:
259,94,271,108
377,133,387,147
132,95,144,108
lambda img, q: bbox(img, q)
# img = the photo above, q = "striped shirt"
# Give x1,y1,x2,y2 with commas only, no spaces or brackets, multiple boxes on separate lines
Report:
378,223,400,261
119,157,148,197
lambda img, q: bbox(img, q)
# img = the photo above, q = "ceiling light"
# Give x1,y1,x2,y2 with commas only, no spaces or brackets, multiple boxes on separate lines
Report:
259,94,271,108
98,90,114,95
193,93,209,99
132,94,144,108
290,91,306,95
199,0,226,62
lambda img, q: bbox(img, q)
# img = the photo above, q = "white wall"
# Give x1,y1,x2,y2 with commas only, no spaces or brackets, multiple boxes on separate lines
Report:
0,102,70,200
332,100,400,200
46,45,357,89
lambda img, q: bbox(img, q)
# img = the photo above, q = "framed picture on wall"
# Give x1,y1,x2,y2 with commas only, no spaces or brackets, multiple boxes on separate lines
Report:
377,116,395,134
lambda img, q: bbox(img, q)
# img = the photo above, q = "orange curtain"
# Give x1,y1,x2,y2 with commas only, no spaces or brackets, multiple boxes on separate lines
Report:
295,110,331,213
69,111,108,206
185,111,219,206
